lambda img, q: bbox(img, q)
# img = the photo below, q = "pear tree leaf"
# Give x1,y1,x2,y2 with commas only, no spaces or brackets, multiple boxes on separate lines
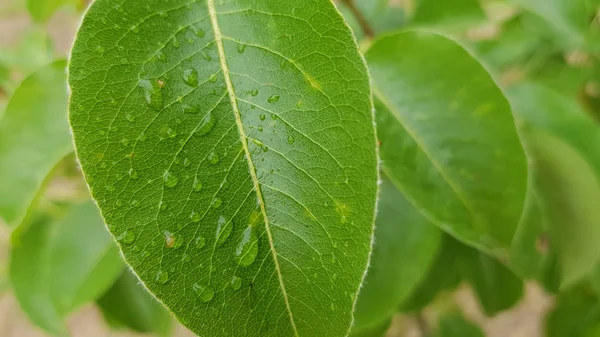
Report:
352,176,441,333
509,83,600,288
366,31,528,254
433,310,485,337
0,60,72,227
68,1,378,336
413,0,486,28
98,269,173,337
10,202,124,336
27,0,81,23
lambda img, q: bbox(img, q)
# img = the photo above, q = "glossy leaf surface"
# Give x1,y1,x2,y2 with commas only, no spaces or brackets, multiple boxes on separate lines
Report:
366,31,528,253
0,60,72,226
68,1,378,336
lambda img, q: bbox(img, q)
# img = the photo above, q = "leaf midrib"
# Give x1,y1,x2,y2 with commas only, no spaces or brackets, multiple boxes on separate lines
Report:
206,1,300,335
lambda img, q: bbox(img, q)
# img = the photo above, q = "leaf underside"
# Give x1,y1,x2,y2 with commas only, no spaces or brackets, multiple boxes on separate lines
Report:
68,1,378,336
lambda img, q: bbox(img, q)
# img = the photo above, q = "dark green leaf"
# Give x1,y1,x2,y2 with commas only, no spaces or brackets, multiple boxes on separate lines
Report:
98,269,173,336
510,83,600,287
433,310,485,337
10,202,124,335
68,1,378,336
352,176,441,332
366,31,528,253
0,60,72,227
545,285,600,337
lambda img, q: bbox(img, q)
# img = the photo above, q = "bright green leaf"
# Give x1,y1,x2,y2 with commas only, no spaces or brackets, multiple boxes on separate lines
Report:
0,60,72,227
510,83,600,288
10,202,124,335
68,1,378,336
352,176,441,332
98,270,173,337
413,0,486,28
366,31,528,254
27,0,81,23
0,27,55,76
433,310,485,337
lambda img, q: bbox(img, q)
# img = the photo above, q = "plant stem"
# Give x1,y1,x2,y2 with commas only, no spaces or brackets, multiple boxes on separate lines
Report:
340,0,375,38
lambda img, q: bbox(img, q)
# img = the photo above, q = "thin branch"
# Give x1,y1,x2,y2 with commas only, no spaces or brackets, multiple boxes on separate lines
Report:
340,0,375,39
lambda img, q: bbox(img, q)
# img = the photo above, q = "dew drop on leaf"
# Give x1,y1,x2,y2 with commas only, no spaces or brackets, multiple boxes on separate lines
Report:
268,95,280,104
259,114,266,121
208,151,220,165
156,270,169,284
160,127,177,139
209,73,218,83
163,171,178,188
287,135,295,144
196,236,206,249
183,158,191,167
197,112,216,136
235,226,258,267
192,283,214,303
250,89,259,96
119,230,136,244
212,197,222,209
192,26,205,38
216,216,232,246
95,45,105,54
183,68,199,87
126,113,136,122
138,79,163,111
157,50,167,63
237,43,246,54
230,276,242,290
193,178,203,192
183,104,200,114
190,211,201,222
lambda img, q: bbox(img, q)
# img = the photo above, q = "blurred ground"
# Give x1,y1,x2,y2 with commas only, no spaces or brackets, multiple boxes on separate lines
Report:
0,1,554,336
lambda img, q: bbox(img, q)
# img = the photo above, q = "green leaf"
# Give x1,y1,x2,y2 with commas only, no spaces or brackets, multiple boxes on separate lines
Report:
349,318,391,337
10,202,124,336
413,0,486,28
0,60,72,227
433,310,485,337
352,176,442,332
98,269,173,336
509,83,600,288
400,235,463,313
0,27,55,76
338,0,406,40
460,245,524,316
366,31,528,254
27,0,81,22
545,285,600,337
68,1,378,336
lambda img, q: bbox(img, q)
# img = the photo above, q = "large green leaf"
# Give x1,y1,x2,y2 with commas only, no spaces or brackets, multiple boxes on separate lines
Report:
98,269,173,336
366,31,528,254
433,310,485,337
10,202,124,335
545,285,600,337
510,83,600,288
352,176,441,332
68,1,378,336
413,0,485,28
0,60,72,227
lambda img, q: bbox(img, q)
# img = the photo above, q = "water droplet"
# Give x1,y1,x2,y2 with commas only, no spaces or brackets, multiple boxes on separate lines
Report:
106,185,115,192
208,151,220,165
202,51,212,62
156,270,169,284
263,146,269,152
183,158,191,167
121,138,130,147
190,210,202,222
216,216,232,246
260,114,266,121
157,50,167,63
193,178,203,192
183,104,200,114
95,45,105,54
192,26,205,38
235,226,258,267
258,126,263,132
159,201,168,211
183,68,198,87
296,100,303,108
126,113,136,122
119,231,135,244
250,89,259,96
187,38,195,45
287,136,295,144
251,138,264,148
173,36,180,48
237,43,247,54
340,216,347,224
230,276,242,290
197,112,216,136
192,283,214,303
138,79,163,111
131,199,140,207
251,105,256,109
115,4,124,12
160,11,168,18
212,197,222,209
139,133,147,141
268,95,280,103
330,303,336,311
163,171,178,188
196,236,206,249
160,127,177,139
209,73,218,83
165,231,176,247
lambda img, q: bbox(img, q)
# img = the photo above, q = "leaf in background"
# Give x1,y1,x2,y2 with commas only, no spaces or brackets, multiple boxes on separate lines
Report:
10,202,124,335
27,0,81,23
400,235,463,313
366,31,528,254
352,176,442,332
349,318,391,337
413,0,486,28
460,245,524,316
545,285,600,337
0,27,55,77
0,60,72,227
68,1,378,336
510,83,600,288
433,310,485,337
338,0,406,40
98,270,172,337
